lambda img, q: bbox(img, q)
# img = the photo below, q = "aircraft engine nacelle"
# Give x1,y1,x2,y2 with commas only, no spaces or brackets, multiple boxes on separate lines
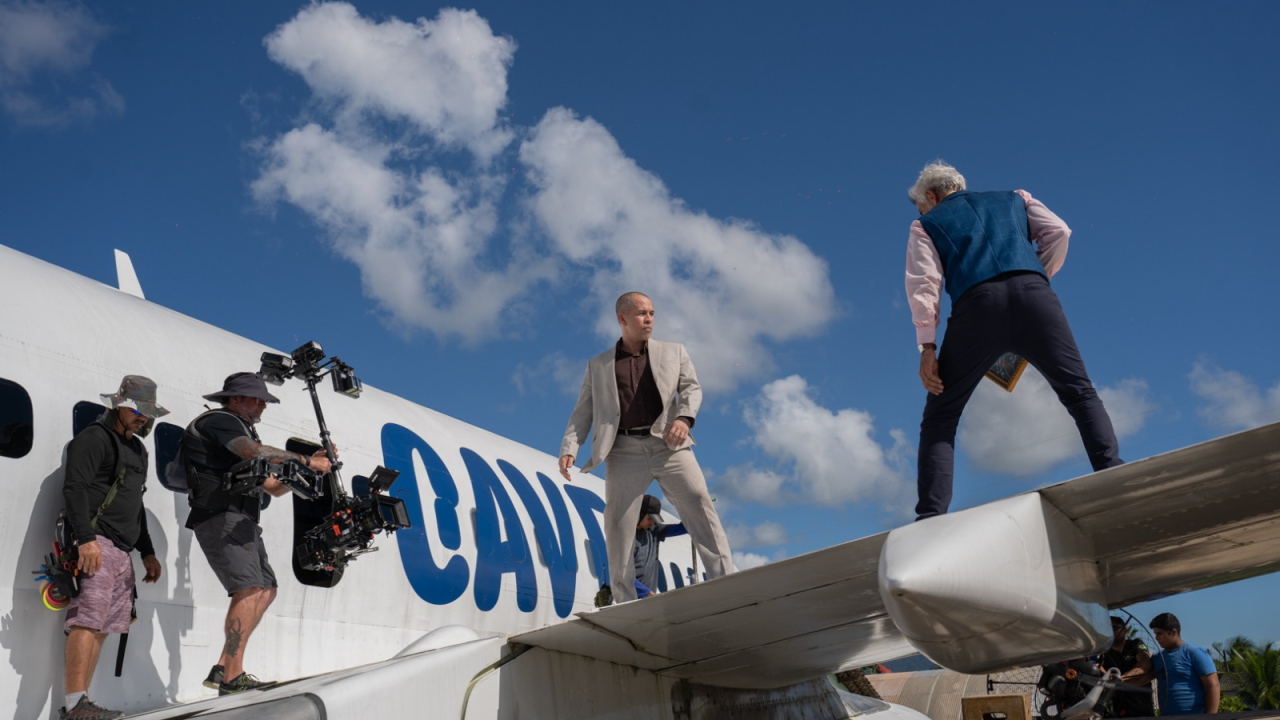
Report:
877,493,1111,674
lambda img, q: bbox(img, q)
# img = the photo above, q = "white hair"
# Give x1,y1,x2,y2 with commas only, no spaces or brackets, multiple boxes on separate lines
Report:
907,161,966,204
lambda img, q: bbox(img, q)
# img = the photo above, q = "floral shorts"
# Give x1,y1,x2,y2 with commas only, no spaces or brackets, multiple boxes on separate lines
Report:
64,536,134,634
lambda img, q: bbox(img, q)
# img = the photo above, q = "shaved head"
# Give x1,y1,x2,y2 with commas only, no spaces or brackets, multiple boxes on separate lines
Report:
615,291,651,316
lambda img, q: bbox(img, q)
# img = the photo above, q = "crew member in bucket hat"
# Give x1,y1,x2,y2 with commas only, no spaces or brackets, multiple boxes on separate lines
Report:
60,376,167,720
98,374,170,437
200,371,280,405
182,372,331,696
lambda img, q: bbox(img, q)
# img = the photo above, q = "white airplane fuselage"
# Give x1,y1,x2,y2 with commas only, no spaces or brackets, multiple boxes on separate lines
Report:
0,245,707,717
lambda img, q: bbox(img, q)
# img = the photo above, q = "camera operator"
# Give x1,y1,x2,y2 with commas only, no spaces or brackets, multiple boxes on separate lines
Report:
183,372,332,696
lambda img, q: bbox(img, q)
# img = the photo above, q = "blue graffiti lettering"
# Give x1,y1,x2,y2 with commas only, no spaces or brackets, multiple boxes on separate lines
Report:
463,449,537,613
381,424,469,605
563,484,609,585
497,461,577,618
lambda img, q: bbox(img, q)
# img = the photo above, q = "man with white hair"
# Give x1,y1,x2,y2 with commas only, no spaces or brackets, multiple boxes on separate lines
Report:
904,161,1122,520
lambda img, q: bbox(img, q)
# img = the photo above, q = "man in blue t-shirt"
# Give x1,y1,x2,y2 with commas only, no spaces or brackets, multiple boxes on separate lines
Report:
632,495,687,599
1129,612,1219,715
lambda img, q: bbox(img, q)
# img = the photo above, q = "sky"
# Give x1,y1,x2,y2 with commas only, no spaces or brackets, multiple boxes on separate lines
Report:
1,0,1278,653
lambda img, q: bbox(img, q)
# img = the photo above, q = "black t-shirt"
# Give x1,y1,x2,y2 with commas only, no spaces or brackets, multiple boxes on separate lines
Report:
62,421,155,556
183,410,259,526
1103,638,1156,717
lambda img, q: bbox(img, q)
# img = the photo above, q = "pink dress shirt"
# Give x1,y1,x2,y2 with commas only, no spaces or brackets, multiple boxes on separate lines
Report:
905,189,1071,345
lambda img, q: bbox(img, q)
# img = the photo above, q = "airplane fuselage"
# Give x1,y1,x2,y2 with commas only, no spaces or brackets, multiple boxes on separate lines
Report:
0,245,698,717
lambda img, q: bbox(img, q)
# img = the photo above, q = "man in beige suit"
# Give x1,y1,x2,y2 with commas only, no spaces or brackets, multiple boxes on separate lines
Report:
559,292,735,603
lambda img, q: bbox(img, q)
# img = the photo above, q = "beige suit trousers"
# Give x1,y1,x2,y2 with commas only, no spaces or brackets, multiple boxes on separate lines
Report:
604,434,734,602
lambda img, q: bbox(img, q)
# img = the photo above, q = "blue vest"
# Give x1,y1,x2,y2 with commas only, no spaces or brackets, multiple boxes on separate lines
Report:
919,190,1046,304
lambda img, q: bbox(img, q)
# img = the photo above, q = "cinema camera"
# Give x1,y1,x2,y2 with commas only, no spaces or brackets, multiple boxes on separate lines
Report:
233,341,412,572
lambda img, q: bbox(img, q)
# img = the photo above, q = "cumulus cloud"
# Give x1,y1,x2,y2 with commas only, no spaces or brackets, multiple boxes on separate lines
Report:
253,4,546,342
733,551,772,571
725,520,789,551
0,0,122,127
252,123,549,341
263,2,514,159
520,109,836,392
1189,362,1280,431
255,4,837,372
720,375,911,507
958,368,1153,476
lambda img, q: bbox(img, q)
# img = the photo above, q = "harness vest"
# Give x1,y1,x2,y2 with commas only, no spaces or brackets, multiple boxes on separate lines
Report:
182,409,261,522
919,190,1046,303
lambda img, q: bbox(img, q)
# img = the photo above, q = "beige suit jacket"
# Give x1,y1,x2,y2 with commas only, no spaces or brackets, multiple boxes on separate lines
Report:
560,339,702,473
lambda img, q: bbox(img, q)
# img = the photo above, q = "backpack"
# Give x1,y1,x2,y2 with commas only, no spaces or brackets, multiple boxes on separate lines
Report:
60,421,149,549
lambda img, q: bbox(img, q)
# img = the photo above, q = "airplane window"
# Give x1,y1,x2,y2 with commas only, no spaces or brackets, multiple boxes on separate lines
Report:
0,378,33,459
73,401,106,435
153,422,186,492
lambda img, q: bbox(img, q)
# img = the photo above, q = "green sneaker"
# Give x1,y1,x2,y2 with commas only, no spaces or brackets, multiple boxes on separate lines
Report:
218,672,274,696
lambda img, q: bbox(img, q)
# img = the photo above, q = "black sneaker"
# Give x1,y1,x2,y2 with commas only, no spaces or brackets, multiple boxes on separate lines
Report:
219,672,274,696
203,664,225,690
59,696,125,720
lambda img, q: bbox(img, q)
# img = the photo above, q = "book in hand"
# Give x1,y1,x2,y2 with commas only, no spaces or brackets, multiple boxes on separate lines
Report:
986,353,1029,392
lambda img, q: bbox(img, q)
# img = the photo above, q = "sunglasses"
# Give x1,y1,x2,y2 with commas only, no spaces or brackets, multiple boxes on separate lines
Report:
124,407,151,419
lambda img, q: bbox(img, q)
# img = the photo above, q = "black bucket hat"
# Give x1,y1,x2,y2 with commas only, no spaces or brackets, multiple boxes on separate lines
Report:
202,372,280,404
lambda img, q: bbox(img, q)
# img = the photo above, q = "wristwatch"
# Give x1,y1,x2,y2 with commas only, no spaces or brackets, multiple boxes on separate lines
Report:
917,343,936,353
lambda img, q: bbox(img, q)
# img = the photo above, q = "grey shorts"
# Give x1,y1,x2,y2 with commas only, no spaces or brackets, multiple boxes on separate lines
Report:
193,511,277,595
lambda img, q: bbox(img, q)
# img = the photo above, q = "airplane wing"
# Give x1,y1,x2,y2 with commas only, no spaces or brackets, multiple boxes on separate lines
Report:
515,422,1280,685
1045,420,1280,607
513,531,914,689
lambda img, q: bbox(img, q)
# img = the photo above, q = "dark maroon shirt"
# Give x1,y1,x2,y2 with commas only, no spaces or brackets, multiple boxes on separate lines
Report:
616,340,663,430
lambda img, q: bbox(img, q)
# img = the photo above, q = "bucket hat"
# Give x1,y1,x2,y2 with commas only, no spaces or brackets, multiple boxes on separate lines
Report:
202,372,280,404
100,375,169,418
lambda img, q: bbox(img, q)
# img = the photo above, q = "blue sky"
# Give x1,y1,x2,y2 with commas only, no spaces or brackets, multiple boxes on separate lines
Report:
2,0,1278,651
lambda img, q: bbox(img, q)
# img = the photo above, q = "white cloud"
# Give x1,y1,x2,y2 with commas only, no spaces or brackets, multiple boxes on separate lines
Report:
958,367,1153,476
519,109,837,392
715,465,790,505
512,352,584,396
254,4,547,343
263,2,514,159
725,520,789,550
0,0,121,127
721,375,911,507
1189,362,1280,431
255,4,838,368
733,551,771,571
252,123,550,342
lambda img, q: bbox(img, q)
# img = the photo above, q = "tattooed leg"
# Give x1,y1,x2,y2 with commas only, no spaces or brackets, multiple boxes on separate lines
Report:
219,587,277,680
223,618,243,658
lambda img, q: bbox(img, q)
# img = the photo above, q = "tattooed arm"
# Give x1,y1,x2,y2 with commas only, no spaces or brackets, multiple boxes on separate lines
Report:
226,437,334,497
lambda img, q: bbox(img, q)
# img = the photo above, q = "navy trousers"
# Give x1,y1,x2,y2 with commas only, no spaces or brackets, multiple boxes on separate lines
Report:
916,272,1122,519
